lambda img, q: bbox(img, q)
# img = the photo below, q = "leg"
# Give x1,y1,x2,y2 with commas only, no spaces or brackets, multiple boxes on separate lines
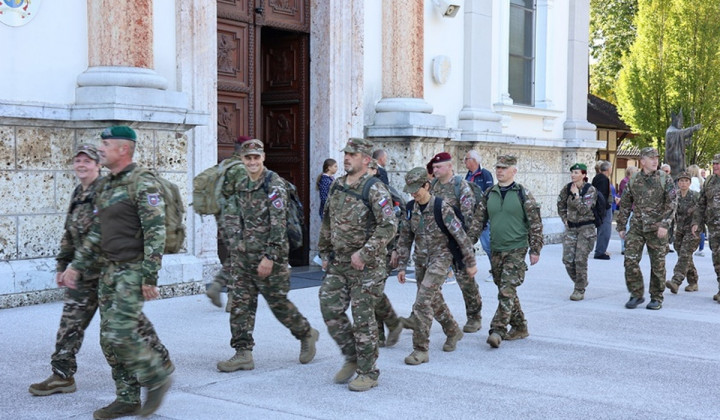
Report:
646,232,668,303
453,261,482,331
319,263,354,360
574,225,597,293
624,227,647,298
229,269,259,351
256,261,311,339
489,248,528,339
594,207,613,257
562,228,578,285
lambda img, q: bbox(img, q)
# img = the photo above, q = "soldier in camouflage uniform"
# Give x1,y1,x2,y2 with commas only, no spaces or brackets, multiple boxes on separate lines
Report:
557,163,598,301
428,152,483,333
61,126,173,419
666,171,699,294
617,147,677,310
217,139,318,372
692,153,720,301
480,155,543,348
396,167,478,365
318,137,398,392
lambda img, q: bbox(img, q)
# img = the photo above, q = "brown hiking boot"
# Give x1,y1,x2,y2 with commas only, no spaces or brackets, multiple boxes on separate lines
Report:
217,350,254,372
463,317,482,333
92,400,141,420
385,320,404,347
442,330,464,352
205,282,222,307
506,326,529,341
570,290,584,301
299,328,319,364
487,332,502,348
333,360,358,384
139,377,172,417
404,350,429,365
29,374,76,396
665,281,679,294
685,284,698,292
348,374,378,392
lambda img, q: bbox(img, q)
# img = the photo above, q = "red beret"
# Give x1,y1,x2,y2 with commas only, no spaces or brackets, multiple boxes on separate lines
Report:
235,135,253,144
430,152,452,163
426,160,434,175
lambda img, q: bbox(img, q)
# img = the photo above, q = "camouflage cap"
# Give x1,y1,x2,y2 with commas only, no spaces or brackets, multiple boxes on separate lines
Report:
368,159,378,170
713,153,720,164
495,155,517,168
239,139,264,156
677,171,691,180
404,167,429,194
640,147,659,158
341,137,373,156
73,143,100,161
101,125,136,141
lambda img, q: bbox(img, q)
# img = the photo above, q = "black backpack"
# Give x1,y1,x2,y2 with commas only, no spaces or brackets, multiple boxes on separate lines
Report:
329,176,406,219
406,197,466,269
262,170,305,251
566,182,605,228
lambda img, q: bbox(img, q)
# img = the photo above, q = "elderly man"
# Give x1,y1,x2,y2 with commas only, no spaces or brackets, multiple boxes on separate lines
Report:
372,149,390,185
465,149,494,282
592,161,613,260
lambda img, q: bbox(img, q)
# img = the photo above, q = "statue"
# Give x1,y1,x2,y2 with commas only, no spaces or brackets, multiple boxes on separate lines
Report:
665,109,702,180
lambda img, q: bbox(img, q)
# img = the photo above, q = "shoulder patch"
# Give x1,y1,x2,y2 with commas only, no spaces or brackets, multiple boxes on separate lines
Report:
379,197,389,207
147,193,161,207
383,205,393,216
272,198,284,209
451,220,462,230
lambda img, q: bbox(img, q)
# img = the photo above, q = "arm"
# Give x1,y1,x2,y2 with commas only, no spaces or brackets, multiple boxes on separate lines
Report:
355,183,399,266
616,181,633,234
523,188,543,259
556,186,569,225
135,173,166,286
263,174,289,263
659,173,678,231
442,202,477,270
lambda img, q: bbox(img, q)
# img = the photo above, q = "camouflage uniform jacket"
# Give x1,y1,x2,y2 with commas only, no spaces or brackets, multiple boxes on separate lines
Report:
480,183,543,255
693,174,720,230
430,176,480,238
56,176,104,277
233,168,288,262
217,156,246,250
557,182,597,225
617,170,676,233
318,172,398,266
396,195,477,272
71,163,166,286
675,190,698,231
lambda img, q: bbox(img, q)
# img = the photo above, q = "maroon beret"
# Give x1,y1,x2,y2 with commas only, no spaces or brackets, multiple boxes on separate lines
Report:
426,160,434,175
430,152,452,164
235,135,253,144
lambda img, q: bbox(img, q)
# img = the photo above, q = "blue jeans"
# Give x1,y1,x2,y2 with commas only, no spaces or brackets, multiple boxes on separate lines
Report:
480,224,491,262
594,207,613,256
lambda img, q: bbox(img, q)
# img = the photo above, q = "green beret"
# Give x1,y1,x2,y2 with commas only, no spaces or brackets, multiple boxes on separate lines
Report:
569,163,587,171
101,125,137,141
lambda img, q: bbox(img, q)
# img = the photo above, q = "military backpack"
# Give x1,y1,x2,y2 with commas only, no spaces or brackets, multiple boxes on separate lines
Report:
192,159,244,216
406,197,467,269
262,170,305,251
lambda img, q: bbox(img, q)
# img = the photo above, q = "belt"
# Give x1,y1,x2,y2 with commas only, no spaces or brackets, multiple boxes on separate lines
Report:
567,220,594,228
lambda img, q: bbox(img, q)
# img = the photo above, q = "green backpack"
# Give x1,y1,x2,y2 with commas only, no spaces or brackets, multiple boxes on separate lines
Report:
262,170,305,251
192,159,244,216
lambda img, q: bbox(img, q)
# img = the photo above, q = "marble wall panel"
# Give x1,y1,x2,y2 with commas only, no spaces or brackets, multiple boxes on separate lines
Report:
13,258,56,292
0,126,14,170
134,129,155,168
17,214,65,259
56,171,79,211
0,171,57,214
0,216,17,260
156,130,188,171
76,128,104,147
0,262,12,293
16,127,74,170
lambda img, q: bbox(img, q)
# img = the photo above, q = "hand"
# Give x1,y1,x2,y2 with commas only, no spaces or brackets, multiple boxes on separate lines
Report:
466,265,478,278
657,227,668,239
397,270,406,284
55,272,64,287
351,251,365,271
529,254,540,266
257,257,274,279
618,230,626,240
570,184,578,194
322,259,328,271
691,225,699,238
61,268,80,289
142,285,159,300
389,251,399,269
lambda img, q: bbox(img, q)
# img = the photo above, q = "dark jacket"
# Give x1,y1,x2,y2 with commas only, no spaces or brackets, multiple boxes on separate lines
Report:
592,173,612,209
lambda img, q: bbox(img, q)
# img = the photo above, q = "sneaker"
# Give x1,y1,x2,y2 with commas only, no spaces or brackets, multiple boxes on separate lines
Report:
299,328,319,364
668,248,675,253
487,332,502,348
334,360,358,384
442,330,464,352
569,290,584,301
138,376,172,417
685,284,698,292
385,321,404,347
205,282,223,308
28,374,76,396
404,350,429,365
348,374,378,392
646,300,662,310
506,326,529,341
404,276,417,283
695,251,705,257
593,254,610,260
217,350,254,372
485,273,494,282
625,296,645,309
444,277,457,285
665,281,679,294
92,400,141,420
463,317,482,333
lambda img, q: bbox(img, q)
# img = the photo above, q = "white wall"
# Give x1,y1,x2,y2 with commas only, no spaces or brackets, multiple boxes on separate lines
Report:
154,0,177,91
362,0,383,127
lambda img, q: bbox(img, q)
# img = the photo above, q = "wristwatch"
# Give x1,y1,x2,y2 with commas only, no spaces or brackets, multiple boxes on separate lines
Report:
264,254,275,261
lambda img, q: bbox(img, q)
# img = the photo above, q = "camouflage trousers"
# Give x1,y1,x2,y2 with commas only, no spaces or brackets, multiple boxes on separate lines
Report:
708,227,720,291
374,290,400,342
212,219,238,290
489,248,528,338
562,224,596,293
230,255,311,350
409,262,460,352
50,273,99,379
452,259,483,322
670,226,699,286
624,226,668,302
98,261,172,405
319,259,386,379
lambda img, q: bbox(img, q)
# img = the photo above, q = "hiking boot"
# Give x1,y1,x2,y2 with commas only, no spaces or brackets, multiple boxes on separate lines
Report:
378,340,386,348
506,326,529,341
299,328,319,364
28,374,76,396
400,316,417,331
714,293,720,301
404,350,429,365
348,374,378,392
685,284,698,292
139,377,172,417
92,400,141,420
625,296,645,309
487,332,502,348
569,290,584,301
163,359,175,375
385,320,404,347
333,360,358,384
205,282,222,307
217,350,254,372
442,330,463,352
646,300,662,310
463,317,482,333
665,281,679,294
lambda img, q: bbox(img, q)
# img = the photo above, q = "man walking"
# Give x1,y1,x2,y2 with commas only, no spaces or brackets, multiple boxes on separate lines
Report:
217,139,319,372
692,153,720,302
318,138,398,392
372,149,390,184
464,149,494,282
592,160,613,260
480,155,543,348
617,147,677,310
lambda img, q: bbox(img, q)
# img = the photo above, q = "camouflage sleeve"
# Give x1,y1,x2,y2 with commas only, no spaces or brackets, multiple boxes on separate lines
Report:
357,182,399,264
523,188,543,255
56,215,74,272
70,211,102,273
660,174,678,230
396,214,414,271
556,185,569,225
458,179,477,234
693,180,708,228
616,182,634,231
264,173,289,261
136,172,166,286
442,201,476,269
317,180,337,259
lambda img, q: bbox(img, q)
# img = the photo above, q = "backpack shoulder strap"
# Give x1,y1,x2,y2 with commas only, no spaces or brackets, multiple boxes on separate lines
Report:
361,176,381,208
262,169,275,194
580,183,591,196
566,182,573,196
406,199,415,220
433,197,450,236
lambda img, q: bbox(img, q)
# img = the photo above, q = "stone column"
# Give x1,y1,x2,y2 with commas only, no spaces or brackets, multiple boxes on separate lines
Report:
563,0,596,143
